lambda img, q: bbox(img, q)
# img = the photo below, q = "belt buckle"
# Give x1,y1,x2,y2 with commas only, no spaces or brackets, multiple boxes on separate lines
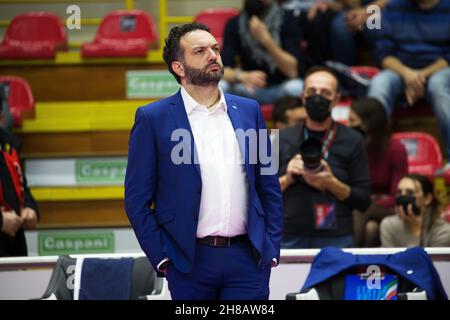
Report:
213,237,218,247
227,237,231,246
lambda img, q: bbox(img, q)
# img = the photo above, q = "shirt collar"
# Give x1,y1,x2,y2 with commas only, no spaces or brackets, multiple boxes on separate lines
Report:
180,86,227,114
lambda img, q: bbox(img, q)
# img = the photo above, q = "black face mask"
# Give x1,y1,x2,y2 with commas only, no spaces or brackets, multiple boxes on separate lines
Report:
395,195,420,216
352,126,366,137
305,95,332,123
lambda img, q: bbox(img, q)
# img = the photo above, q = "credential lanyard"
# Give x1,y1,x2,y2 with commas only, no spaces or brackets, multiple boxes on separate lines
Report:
302,121,338,160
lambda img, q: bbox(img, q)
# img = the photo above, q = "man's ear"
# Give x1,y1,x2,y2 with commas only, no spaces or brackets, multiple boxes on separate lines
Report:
172,61,185,79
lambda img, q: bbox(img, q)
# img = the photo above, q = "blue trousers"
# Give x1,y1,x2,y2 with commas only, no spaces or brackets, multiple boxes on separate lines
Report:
367,67,450,159
330,9,381,66
166,241,272,300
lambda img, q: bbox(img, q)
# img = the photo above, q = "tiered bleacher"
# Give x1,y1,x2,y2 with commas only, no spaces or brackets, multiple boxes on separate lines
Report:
0,0,448,247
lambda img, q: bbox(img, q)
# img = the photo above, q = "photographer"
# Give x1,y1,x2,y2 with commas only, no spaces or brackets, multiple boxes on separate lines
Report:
380,174,450,247
278,66,371,248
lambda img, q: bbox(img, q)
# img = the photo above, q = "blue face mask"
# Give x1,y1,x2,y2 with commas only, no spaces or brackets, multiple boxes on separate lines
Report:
305,95,332,122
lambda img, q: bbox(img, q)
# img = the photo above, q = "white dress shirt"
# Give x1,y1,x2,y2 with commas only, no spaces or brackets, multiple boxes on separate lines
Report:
157,88,277,271
180,87,249,238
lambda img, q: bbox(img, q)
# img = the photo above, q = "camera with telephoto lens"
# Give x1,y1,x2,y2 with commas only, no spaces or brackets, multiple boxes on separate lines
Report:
395,195,420,216
300,137,323,173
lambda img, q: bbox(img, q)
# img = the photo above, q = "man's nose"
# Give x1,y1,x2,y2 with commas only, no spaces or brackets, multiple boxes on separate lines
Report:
208,48,218,60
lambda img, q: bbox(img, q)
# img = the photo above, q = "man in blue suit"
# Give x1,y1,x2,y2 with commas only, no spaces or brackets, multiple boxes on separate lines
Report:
125,23,283,300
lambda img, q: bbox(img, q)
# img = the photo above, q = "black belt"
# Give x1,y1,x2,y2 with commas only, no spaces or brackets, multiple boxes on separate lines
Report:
197,235,249,247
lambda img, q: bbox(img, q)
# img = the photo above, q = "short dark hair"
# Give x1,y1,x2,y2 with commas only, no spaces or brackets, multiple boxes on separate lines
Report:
304,66,340,91
272,96,302,124
162,23,211,84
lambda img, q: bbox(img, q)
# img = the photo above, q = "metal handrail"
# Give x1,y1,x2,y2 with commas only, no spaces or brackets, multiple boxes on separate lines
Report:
1,248,450,271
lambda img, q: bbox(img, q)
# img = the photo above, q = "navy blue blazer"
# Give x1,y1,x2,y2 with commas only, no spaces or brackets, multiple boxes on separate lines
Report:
302,246,448,300
125,90,283,273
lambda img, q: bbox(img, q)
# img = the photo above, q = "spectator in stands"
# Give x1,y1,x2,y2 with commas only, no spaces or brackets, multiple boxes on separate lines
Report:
367,0,450,170
349,97,408,247
380,174,450,247
0,98,39,257
278,66,371,248
282,0,384,67
299,0,337,67
272,96,306,130
330,0,387,66
220,0,304,104
271,97,305,178
281,0,337,67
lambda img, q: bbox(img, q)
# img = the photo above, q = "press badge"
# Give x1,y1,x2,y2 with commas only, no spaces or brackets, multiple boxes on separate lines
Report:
312,192,337,230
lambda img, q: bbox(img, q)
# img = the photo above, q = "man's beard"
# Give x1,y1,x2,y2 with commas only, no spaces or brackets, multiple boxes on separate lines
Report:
183,61,224,86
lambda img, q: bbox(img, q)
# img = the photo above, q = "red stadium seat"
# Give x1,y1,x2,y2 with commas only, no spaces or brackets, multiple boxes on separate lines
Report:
332,98,352,126
349,66,380,79
81,10,157,58
392,132,443,179
194,8,239,48
0,12,67,59
0,76,35,127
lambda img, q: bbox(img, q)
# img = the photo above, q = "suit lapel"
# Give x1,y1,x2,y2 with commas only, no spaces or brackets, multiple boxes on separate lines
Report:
169,90,201,179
